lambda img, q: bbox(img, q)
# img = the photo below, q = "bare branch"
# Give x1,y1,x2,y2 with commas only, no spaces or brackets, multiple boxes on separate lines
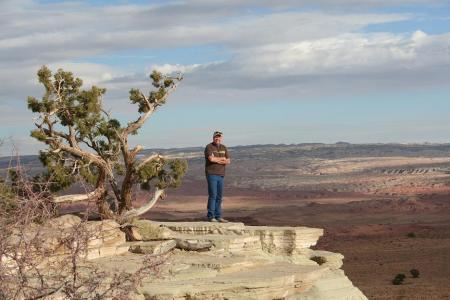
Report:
57,143,106,169
52,189,104,204
131,145,144,157
122,188,164,219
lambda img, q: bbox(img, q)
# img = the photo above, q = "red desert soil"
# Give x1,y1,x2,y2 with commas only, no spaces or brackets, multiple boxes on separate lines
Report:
142,180,450,300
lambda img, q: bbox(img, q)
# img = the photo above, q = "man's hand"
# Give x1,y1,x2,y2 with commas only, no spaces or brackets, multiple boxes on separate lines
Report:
208,155,230,165
217,157,230,165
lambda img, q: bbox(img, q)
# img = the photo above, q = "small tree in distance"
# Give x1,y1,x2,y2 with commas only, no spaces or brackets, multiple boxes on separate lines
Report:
392,273,406,285
410,269,420,278
27,66,187,219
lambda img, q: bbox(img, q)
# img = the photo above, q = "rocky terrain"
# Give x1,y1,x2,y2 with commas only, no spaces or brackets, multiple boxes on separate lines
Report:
5,215,367,299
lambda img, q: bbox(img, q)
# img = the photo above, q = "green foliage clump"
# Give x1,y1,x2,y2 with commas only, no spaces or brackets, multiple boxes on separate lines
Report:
407,232,416,238
36,151,74,192
28,66,117,194
138,158,188,190
129,70,176,113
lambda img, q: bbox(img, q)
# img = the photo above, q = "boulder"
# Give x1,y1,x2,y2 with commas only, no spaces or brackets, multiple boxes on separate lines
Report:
45,214,82,229
132,219,175,240
84,219,128,260
129,240,177,255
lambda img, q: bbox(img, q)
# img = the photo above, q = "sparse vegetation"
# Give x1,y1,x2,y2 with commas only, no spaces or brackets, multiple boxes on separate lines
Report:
407,232,416,238
392,273,406,285
410,269,420,278
310,256,327,265
0,165,163,299
0,178,17,215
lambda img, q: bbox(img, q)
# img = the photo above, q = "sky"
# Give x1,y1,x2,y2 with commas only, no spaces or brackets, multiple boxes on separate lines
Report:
1,0,450,156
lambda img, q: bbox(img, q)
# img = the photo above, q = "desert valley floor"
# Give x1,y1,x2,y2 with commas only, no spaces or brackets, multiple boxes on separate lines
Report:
145,181,449,300
142,144,450,300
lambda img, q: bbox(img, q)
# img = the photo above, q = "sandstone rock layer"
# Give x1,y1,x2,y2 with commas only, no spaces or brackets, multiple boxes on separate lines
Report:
113,221,368,300
4,215,367,299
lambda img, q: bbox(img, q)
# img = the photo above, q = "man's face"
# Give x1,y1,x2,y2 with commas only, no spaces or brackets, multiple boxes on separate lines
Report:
213,135,222,144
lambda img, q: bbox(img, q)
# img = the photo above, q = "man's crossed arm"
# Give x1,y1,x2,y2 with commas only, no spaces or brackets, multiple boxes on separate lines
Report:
208,155,231,165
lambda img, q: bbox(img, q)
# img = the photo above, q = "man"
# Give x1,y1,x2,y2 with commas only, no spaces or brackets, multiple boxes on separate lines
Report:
204,131,231,222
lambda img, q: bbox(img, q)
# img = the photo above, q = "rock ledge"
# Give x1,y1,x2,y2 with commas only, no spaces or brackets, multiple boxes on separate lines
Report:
97,220,368,300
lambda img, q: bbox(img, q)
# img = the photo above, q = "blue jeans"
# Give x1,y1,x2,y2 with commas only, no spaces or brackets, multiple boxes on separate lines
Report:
206,174,224,219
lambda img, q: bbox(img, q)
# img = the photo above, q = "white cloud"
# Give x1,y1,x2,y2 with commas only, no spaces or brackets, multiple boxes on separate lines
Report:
175,30,450,92
0,1,412,67
145,63,202,75
1,0,450,154
46,62,123,86
0,1,447,95
234,31,450,76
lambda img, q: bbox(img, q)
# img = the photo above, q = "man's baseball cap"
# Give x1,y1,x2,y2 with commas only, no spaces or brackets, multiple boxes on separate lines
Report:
213,131,223,137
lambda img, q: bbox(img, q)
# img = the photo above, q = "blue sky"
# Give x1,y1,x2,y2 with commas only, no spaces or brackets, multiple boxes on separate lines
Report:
1,0,450,156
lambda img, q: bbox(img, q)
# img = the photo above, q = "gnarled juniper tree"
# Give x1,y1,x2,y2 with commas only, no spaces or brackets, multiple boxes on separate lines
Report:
27,66,187,219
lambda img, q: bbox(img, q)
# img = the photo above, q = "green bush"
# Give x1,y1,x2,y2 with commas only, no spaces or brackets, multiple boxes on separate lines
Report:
407,232,416,238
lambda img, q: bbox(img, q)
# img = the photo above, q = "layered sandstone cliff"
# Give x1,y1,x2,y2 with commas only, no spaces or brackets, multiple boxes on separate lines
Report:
90,219,368,299
7,216,367,299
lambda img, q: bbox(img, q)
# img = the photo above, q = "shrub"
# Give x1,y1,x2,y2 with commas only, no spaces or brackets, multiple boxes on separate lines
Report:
410,269,420,278
392,273,406,285
0,180,17,215
0,165,163,299
310,256,327,265
407,232,416,238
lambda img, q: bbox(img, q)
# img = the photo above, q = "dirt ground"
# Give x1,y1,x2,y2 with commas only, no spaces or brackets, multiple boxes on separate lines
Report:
143,179,450,300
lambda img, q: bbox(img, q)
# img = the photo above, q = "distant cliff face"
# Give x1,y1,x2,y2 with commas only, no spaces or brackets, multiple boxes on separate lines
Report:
141,143,450,196
3,142,450,197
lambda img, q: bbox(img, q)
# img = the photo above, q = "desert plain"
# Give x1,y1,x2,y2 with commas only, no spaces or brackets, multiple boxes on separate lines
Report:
144,143,450,300
2,143,450,299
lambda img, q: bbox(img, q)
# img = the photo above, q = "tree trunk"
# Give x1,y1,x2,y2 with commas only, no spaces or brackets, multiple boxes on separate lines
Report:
95,169,114,219
119,168,133,213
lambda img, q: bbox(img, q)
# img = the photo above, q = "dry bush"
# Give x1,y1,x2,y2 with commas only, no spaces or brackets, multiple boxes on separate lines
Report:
0,164,164,299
